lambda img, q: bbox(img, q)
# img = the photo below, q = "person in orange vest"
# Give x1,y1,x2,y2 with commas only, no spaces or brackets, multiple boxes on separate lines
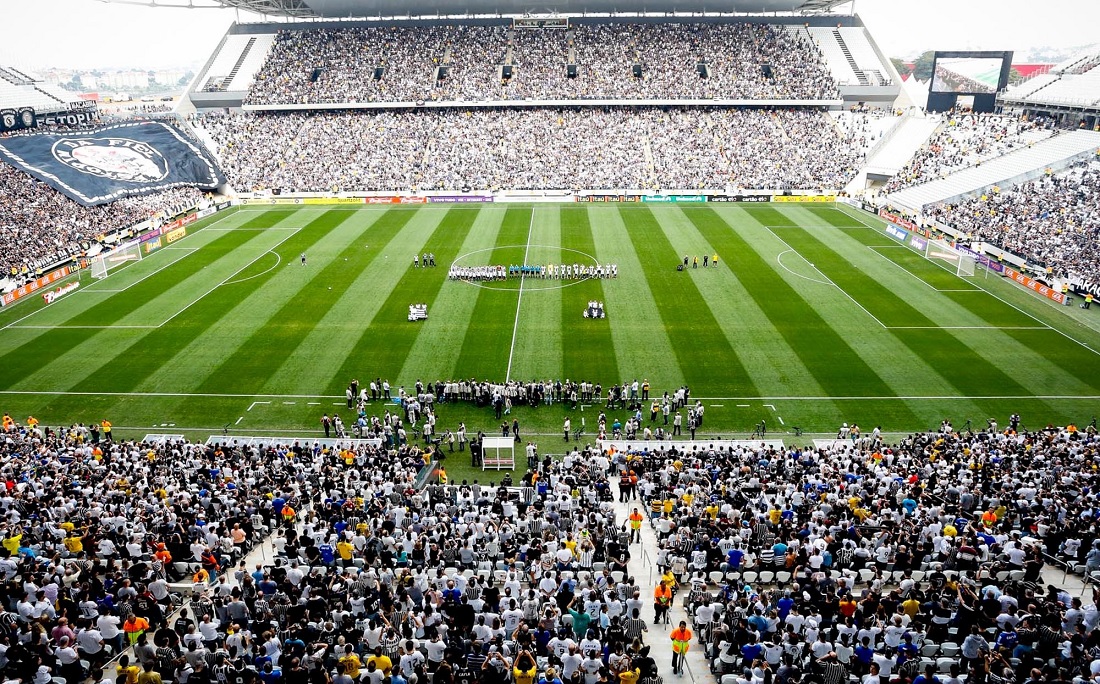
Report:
670,621,693,675
1,413,14,432
980,507,998,528
653,581,672,625
281,502,297,526
101,418,113,442
123,612,150,646
192,567,210,584
27,416,39,430
628,508,644,544
200,547,220,582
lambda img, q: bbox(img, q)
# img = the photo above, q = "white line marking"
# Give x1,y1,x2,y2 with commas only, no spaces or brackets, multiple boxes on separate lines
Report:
580,404,591,412
282,401,296,405
223,250,282,285
505,208,536,382
235,416,244,425
764,226,888,329
246,401,271,412
710,404,724,407
778,416,785,425
307,402,321,406
775,249,832,286
764,404,776,411
156,226,303,328
736,404,750,407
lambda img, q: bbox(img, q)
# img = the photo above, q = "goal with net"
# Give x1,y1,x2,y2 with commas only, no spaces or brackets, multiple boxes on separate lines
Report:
924,237,976,277
91,242,142,279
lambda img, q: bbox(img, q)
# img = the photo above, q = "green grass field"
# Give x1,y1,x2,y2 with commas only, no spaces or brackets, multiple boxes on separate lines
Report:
3,202,1100,475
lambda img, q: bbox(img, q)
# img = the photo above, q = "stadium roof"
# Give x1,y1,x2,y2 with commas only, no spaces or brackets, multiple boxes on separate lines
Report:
209,0,849,18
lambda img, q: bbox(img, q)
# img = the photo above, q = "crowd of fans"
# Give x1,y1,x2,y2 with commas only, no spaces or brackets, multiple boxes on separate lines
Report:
4,403,1100,684
198,108,861,193
884,115,1055,193
925,160,1100,283
0,164,204,282
612,418,1100,684
245,23,838,105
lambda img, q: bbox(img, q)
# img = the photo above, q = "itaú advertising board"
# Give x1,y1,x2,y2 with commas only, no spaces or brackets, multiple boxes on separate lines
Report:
1,265,74,307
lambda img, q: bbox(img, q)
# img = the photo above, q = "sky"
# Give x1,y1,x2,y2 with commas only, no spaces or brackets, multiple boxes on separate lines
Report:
0,0,1096,71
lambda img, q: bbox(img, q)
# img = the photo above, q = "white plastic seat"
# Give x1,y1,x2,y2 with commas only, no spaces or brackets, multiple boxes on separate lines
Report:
758,571,775,585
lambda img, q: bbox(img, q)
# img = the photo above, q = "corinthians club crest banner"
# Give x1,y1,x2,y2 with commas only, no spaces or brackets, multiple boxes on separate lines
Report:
0,120,225,207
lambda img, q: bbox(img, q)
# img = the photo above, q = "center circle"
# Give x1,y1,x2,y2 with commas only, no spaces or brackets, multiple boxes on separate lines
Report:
449,245,602,291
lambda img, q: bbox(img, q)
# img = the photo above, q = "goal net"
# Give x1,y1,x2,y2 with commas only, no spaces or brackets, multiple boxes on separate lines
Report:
924,238,976,277
91,243,142,279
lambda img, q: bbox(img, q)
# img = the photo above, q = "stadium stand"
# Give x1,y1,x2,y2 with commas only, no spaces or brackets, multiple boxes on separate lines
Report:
244,23,840,105
885,128,1100,212
1002,47,1100,109
926,159,1100,282
200,33,278,92
198,108,864,193
805,26,892,87
883,114,1055,193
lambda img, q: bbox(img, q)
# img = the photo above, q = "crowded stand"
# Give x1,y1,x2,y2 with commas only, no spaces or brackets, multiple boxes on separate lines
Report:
245,23,838,105
883,114,1055,193
5,398,1100,684
198,108,861,192
924,160,1100,283
0,161,204,281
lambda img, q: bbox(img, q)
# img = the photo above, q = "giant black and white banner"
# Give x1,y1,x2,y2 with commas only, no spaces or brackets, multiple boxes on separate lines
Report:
0,120,225,207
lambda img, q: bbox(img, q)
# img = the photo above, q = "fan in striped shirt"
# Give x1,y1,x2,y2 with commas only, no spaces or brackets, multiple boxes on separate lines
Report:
623,610,648,642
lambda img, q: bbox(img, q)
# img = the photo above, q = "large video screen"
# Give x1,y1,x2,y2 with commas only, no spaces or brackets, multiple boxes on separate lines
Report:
931,56,1008,94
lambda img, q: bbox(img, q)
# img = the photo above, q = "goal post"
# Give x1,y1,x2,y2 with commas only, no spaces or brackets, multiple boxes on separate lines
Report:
924,237,976,277
91,242,142,279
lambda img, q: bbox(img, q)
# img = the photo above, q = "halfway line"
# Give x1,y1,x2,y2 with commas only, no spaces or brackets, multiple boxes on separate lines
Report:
505,209,536,381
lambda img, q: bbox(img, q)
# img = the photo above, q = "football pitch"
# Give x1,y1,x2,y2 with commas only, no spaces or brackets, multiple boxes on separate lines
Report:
3,202,1100,458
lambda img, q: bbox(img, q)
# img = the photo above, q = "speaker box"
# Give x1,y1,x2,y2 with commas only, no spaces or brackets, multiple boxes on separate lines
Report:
761,64,774,79
373,67,384,81
501,65,513,80
632,64,643,78
309,68,323,83
567,64,578,79
696,62,708,78
436,65,449,81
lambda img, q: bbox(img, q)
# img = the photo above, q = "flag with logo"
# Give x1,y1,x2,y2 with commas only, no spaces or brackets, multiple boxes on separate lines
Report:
0,120,225,206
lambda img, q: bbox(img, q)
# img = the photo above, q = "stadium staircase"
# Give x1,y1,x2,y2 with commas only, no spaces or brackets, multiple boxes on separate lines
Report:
831,30,870,86
0,66,33,85
886,128,1100,212
850,114,940,190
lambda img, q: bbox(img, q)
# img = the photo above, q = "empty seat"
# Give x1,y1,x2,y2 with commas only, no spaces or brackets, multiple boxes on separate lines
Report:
758,571,775,585
939,643,959,657
921,643,940,657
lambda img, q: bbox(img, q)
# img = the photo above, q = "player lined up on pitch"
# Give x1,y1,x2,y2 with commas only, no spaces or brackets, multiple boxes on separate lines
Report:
449,262,618,281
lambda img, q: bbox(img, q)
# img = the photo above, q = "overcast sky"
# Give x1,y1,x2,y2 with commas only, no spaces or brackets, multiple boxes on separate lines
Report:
0,0,1095,71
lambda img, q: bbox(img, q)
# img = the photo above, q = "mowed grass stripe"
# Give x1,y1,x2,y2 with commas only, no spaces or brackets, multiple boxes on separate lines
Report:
588,206,683,392
141,209,391,399
1001,329,1100,393
761,210,1036,399
28,211,358,422
16,223,302,395
397,207,510,384
509,207,564,381
619,205,756,395
0,224,273,390
658,206,822,398
265,209,439,395
330,206,481,389
454,207,533,380
560,206,618,384
690,207,907,400
184,210,368,398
